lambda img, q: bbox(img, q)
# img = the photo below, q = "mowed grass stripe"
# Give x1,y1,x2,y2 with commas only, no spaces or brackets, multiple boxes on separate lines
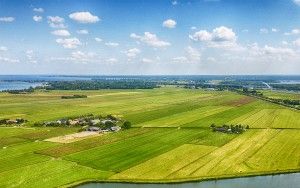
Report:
0,160,114,188
124,95,218,125
0,137,29,147
64,129,207,172
245,130,300,171
0,127,37,138
0,141,57,159
181,101,258,128
230,108,300,128
138,106,231,128
110,144,217,180
126,93,240,126
168,129,279,179
0,152,50,173
189,130,237,147
0,140,58,173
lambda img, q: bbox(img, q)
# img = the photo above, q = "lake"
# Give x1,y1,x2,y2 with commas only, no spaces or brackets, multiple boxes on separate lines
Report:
0,81,43,91
77,173,300,188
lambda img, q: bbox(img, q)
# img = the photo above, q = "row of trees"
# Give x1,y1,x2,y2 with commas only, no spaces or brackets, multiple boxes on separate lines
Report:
61,95,87,99
4,87,35,94
242,88,299,109
0,118,27,125
269,84,300,92
44,80,159,90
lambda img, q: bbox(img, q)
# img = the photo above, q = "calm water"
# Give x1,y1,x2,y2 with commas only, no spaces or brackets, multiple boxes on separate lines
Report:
1,75,300,91
0,75,91,91
0,81,43,91
77,173,300,188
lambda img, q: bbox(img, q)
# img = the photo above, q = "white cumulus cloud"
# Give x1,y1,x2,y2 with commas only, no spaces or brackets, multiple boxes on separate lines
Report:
71,51,96,62
172,56,188,63
33,8,44,13
26,50,37,63
260,28,269,34
0,17,15,22
189,30,212,41
123,48,141,59
106,58,118,63
51,30,71,37
77,29,89,34
95,37,103,42
141,58,154,63
130,32,171,48
293,38,300,47
69,12,100,23
293,0,300,6
186,46,201,62
172,46,201,64
33,15,43,22
0,46,8,51
162,19,177,28
105,42,119,47
56,38,81,49
0,56,19,63
47,16,66,28
190,26,236,42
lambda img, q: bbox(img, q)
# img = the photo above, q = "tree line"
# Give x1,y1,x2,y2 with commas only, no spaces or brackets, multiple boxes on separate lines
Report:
43,80,159,90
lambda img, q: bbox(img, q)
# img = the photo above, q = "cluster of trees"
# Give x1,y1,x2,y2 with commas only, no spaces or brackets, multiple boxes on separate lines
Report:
269,84,300,92
0,118,27,125
210,123,249,134
34,113,131,130
242,88,263,96
122,121,132,129
242,88,299,109
44,80,159,90
4,87,35,94
61,95,87,99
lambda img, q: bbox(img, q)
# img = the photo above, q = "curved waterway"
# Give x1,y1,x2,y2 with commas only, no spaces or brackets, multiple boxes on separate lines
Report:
77,173,300,188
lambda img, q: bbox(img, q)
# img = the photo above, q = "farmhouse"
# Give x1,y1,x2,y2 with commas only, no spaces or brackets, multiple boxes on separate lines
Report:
86,126,101,131
110,126,121,132
101,119,114,124
91,119,101,125
69,119,79,125
6,120,18,124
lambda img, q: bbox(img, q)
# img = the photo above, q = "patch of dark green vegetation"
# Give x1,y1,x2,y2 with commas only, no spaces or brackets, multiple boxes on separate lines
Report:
44,80,159,90
4,87,35,94
61,94,87,99
241,88,300,110
269,84,300,91
0,118,27,126
210,123,249,134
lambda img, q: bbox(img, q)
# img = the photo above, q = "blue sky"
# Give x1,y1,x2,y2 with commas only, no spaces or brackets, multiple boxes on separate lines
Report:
0,0,300,75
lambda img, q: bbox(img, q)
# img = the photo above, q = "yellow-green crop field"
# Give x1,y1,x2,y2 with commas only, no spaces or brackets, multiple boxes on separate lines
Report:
0,88,299,187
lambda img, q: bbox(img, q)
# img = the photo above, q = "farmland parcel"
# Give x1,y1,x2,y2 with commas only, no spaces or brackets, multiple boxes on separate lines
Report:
0,88,299,187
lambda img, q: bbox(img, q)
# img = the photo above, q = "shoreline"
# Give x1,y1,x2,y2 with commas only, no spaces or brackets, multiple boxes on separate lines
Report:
65,168,300,188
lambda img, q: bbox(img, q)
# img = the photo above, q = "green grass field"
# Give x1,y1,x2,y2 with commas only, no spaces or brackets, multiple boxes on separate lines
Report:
0,88,299,187
259,90,300,100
